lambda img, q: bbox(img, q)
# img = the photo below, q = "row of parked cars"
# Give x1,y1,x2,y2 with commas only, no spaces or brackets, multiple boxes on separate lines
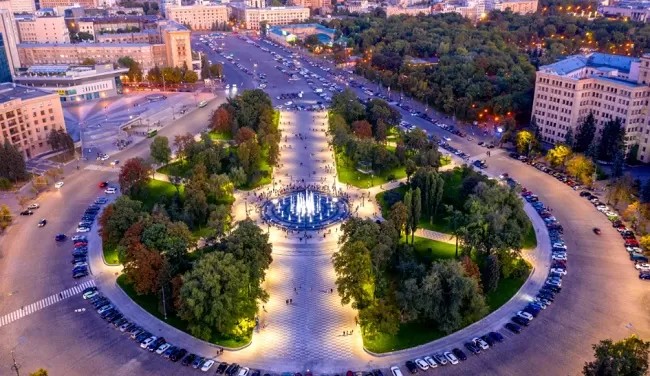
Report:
84,287,272,373
510,153,650,280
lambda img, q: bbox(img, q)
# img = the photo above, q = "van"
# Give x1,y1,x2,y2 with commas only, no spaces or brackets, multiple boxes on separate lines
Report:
198,100,208,108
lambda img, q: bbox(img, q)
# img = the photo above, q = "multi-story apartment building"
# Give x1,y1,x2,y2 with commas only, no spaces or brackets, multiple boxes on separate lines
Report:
165,4,229,31
532,52,650,161
291,0,326,12
229,1,310,30
40,0,96,9
0,83,67,159
6,0,35,13
0,33,11,83
0,7,20,79
493,0,538,13
16,15,71,44
17,20,192,71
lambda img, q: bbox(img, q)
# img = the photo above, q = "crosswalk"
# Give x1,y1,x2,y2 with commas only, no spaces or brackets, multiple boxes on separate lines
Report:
0,279,96,328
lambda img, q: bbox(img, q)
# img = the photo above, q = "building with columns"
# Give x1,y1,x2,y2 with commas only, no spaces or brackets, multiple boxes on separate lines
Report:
531,52,650,162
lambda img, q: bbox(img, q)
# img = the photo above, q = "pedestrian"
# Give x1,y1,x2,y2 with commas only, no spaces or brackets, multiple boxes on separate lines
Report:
330,288,333,293
286,299,288,305
289,298,293,304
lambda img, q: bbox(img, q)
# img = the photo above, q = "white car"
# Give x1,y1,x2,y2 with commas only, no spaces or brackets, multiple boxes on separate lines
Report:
27,203,39,209
76,226,90,233
74,262,88,268
83,290,98,299
552,253,567,261
444,351,459,365
414,358,429,371
517,311,534,321
550,268,567,275
54,181,64,189
390,366,403,376
473,337,490,350
423,356,438,368
237,367,249,376
635,263,650,271
140,336,157,349
201,359,216,372
105,187,117,194
156,343,171,355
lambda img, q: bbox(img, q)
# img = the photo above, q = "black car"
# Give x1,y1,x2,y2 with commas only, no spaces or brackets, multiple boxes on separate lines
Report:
372,370,384,376
20,209,33,215
505,322,522,333
55,234,67,241
226,363,240,376
73,270,89,279
216,362,229,374
148,337,166,351
639,272,650,280
464,342,480,355
170,348,187,362
82,286,97,294
481,334,495,346
405,360,418,374
512,316,530,327
452,348,467,361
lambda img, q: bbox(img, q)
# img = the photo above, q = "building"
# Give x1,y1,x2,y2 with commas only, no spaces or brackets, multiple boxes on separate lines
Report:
13,64,128,102
40,0,96,9
18,42,168,71
599,1,650,22
70,15,160,40
531,53,650,162
268,23,336,46
0,83,67,159
385,5,431,16
0,33,11,82
291,0,326,11
493,0,538,14
229,2,310,30
17,20,192,71
16,15,71,44
95,30,161,44
165,4,229,31
7,0,35,13
0,7,20,79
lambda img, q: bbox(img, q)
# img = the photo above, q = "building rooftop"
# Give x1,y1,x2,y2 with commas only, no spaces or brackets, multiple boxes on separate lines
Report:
0,83,54,102
17,42,157,48
78,15,159,23
541,52,639,75
593,75,645,88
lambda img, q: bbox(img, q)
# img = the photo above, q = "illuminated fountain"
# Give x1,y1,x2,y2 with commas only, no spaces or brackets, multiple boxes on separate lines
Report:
262,189,349,230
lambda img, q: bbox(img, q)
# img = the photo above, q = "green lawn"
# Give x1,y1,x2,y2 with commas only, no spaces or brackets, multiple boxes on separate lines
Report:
409,235,457,260
103,243,120,265
523,223,537,249
209,131,232,141
364,322,444,353
157,160,191,178
336,152,406,188
117,275,251,348
485,276,527,312
133,179,184,211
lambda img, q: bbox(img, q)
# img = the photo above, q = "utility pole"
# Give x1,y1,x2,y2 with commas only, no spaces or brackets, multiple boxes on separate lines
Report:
10,351,20,376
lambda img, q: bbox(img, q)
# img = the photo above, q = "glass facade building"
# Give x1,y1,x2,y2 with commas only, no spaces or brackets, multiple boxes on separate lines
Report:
0,33,11,83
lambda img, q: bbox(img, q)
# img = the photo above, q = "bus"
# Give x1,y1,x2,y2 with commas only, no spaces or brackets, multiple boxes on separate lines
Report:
147,129,157,138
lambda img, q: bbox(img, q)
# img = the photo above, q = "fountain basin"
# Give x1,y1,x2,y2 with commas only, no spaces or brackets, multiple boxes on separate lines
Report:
261,189,349,230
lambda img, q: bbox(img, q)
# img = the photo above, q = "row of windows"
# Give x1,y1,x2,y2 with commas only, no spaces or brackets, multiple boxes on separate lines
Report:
537,77,576,90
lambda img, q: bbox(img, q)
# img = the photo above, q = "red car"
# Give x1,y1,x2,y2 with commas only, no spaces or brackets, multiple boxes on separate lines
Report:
625,239,640,247
98,181,108,188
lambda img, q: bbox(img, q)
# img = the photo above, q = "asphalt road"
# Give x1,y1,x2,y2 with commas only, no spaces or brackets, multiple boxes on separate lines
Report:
0,34,648,376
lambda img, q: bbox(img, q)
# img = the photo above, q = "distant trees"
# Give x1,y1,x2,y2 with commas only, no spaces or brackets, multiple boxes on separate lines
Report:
583,336,649,376
118,56,144,82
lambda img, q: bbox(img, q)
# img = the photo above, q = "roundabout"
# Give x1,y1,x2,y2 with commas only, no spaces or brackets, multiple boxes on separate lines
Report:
261,189,350,230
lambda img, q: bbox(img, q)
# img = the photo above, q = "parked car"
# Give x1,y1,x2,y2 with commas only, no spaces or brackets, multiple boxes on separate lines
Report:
404,360,418,374
451,348,467,361
443,352,459,365
505,322,522,333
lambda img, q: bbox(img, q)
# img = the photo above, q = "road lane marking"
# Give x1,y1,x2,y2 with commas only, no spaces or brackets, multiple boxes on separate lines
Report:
0,280,95,329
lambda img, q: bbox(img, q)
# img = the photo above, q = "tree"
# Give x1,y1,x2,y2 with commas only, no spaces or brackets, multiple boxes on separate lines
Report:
81,58,96,65
0,204,12,232
179,251,257,340
208,204,232,238
574,113,596,153
47,129,74,153
146,65,162,84
122,222,165,295
359,299,400,337
565,154,595,186
460,255,482,292
483,254,500,292
331,89,365,124
30,370,49,376
546,144,572,168
332,240,375,310
222,219,273,295
229,166,246,187
352,120,373,139
641,179,650,203
564,128,574,147
183,185,209,227
597,119,625,162
409,188,422,244
583,336,649,376
183,69,198,83
388,201,408,237
515,130,534,155
99,196,144,246
211,106,233,134
118,56,143,82
149,136,171,165
445,205,465,258
405,159,417,183
119,158,152,196
0,140,27,182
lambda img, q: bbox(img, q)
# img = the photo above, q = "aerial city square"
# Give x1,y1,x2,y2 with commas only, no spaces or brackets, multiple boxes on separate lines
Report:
0,0,649,374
